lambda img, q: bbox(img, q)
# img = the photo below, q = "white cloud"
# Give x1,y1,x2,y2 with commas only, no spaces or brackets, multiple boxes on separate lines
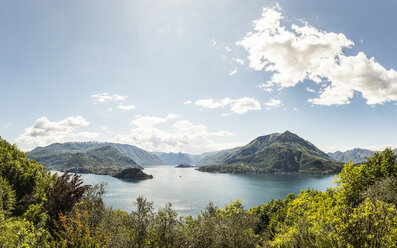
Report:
114,115,237,154
230,97,262,114
264,99,282,109
173,120,192,129
229,68,238,76
130,113,180,127
257,83,274,92
238,6,397,106
233,58,245,65
118,104,136,111
92,92,127,103
293,107,298,111
16,116,98,147
212,39,217,47
195,97,261,114
306,87,316,93
210,131,235,136
196,98,234,109
183,100,192,105
225,46,232,52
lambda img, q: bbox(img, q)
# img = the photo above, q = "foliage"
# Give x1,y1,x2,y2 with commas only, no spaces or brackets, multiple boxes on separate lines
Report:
0,137,51,216
181,200,260,248
0,176,16,217
336,148,397,206
44,171,90,234
0,217,53,247
54,209,111,248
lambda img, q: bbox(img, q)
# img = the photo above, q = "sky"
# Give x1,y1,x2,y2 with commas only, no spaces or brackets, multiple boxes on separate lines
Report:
1,0,397,154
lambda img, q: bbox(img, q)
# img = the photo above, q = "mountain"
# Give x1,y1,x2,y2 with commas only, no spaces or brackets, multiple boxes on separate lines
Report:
198,131,343,174
29,145,143,174
153,152,205,165
28,141,163,166
327,148,376,164
196,147,242,166
107,143,163,166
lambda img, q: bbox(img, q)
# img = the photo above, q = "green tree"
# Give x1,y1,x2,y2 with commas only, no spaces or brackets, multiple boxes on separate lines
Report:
337,148,397,206
0,176,16,217
0,137,51,216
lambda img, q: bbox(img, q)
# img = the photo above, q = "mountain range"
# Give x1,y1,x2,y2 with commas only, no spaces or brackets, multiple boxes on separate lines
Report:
29,131,390,175
327,148,376,164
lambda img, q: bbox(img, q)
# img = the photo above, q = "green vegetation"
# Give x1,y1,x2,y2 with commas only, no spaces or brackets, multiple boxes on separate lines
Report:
199,131,343,174
29,145,143,175
113,168,153,180
28,141,163,166
2,136,397,247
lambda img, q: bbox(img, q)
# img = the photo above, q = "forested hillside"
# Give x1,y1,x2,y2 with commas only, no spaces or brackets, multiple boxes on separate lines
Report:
2,136,397,247
199,131,343,174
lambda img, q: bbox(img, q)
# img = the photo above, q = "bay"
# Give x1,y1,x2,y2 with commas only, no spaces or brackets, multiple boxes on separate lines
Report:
63,166,336,216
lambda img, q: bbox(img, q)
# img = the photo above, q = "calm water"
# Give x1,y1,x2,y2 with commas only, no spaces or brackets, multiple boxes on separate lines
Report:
60,166,336,216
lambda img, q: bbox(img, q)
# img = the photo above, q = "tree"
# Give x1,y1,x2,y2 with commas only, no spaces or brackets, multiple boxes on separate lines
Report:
44,171,90,235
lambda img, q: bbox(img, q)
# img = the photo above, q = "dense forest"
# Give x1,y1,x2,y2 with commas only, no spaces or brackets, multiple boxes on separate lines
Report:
1,136,397,247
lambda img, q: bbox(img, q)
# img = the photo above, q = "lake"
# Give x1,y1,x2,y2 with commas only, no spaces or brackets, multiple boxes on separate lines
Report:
65,166,337,216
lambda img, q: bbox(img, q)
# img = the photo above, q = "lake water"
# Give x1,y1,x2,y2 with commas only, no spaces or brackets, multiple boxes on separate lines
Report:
65,166,337,216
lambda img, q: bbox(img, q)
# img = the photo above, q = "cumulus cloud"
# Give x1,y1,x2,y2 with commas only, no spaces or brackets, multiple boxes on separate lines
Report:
238,5,397,105
264,99,282,109
16,116,98,147
183,100,192,105
195,97,261,114
114,115,238,153
91,92,127,103
118,104,136,110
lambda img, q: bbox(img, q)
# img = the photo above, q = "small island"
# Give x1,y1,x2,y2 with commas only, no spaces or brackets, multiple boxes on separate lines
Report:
175,164,195,168
112,168,153,180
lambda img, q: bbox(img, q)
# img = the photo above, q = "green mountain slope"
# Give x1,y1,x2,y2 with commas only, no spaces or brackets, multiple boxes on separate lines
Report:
198,131,343,174
28,141,163,166
29,145,142,174
328,148,376,164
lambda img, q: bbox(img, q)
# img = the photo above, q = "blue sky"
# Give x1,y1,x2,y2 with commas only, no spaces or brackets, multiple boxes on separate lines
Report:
1,0,397,154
